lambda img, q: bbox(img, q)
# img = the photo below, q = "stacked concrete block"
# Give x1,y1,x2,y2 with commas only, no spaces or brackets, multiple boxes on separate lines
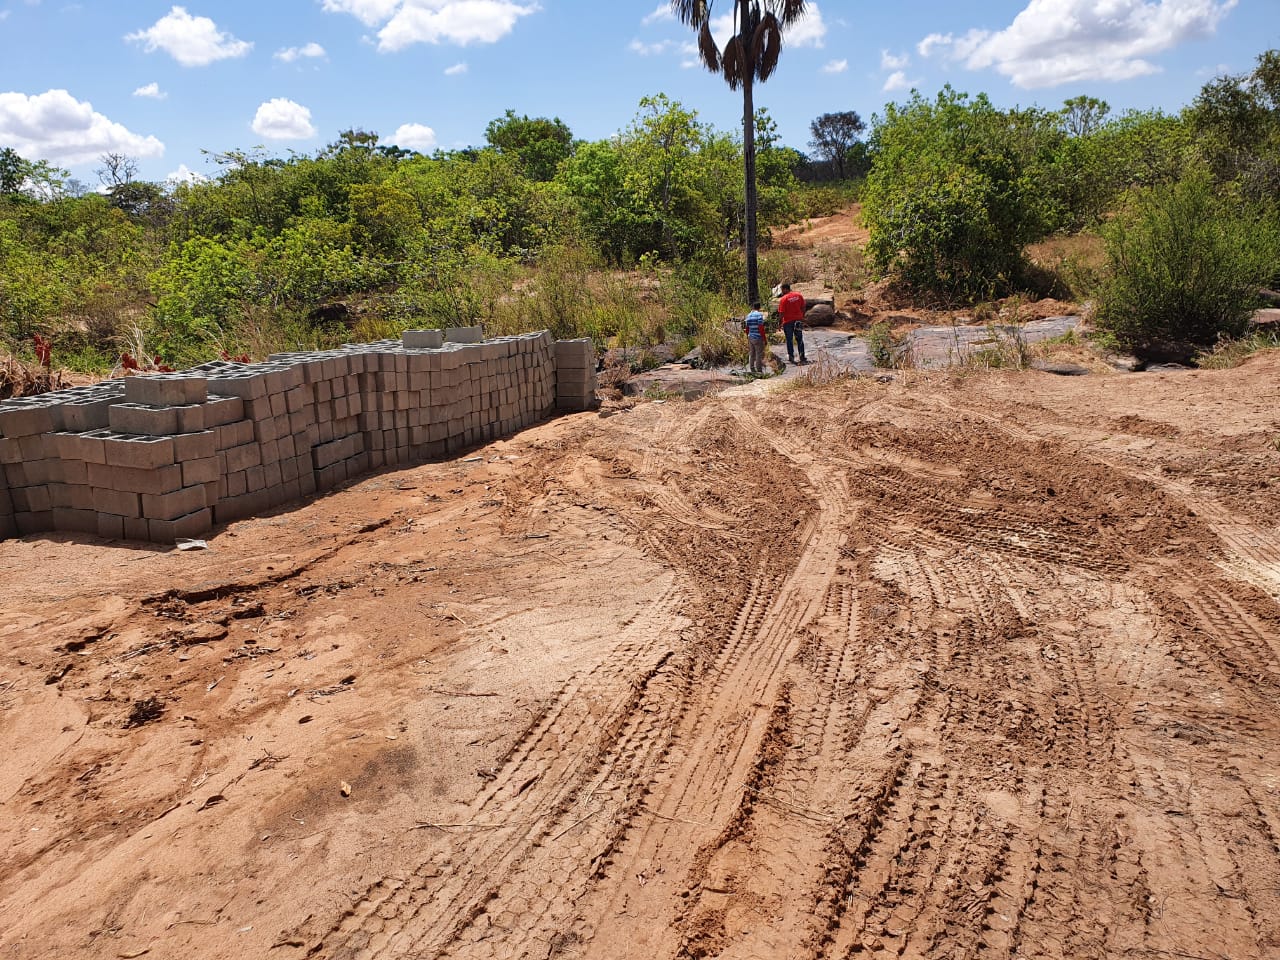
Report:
0,391,67,536
444,325,484,345
0,327,580,544
554,338,598,412
403,329,444,349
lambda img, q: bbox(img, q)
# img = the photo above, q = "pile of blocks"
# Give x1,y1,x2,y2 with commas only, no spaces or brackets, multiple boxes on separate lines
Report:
0,327,596,544
554,339,598,412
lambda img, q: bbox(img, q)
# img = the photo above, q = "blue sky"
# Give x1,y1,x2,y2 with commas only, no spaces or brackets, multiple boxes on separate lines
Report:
1,0,1276,185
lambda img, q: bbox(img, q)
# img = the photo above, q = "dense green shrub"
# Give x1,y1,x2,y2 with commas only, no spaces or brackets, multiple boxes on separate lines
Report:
1095,173,1278,348
862,87,1059,302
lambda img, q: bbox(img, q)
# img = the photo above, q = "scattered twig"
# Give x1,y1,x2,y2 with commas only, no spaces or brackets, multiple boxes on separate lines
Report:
744,785,834,822
165,897,234,929
425,687,500,698
552,805,605,841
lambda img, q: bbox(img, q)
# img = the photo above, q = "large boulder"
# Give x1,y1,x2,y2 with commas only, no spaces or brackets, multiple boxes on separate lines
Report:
805,302,836,326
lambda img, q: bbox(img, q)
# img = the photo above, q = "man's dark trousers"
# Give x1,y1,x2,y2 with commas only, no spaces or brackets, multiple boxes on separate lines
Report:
784,322,805,363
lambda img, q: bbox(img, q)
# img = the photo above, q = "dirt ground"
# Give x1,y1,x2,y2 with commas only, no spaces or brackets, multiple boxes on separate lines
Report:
3,350,1280,959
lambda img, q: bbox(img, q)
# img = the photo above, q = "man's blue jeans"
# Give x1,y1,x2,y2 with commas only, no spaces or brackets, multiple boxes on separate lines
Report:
784,323,805,362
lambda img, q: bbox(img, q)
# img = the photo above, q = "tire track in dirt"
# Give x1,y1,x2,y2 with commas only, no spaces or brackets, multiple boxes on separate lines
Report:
310,404,818,960
552,401,851,959
309,581,688,959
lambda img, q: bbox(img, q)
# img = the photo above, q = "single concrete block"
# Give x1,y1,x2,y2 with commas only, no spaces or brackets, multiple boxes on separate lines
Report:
173,430,218,462
182,456,220,487
148,507,213,544
125,375,208,407
403,329,444,349
444,325,484,344
53,507,98,534
123,516,150,541
97,512,125,540
17,434,48,461
142,484,207,522
176,404,207,434
246,396,273,421
204,395,245,427
92,487,142,518
104,435,176,470
109,403,180,437
285,385,307,413
62,398,115,432
223,442,262,473
207,372,266,401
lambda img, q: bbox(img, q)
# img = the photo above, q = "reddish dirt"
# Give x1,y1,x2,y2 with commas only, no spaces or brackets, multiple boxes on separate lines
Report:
768,205,1080,332
3,351,1280,958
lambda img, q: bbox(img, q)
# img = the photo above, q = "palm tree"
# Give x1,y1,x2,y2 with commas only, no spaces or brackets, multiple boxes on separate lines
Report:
672,0,806,306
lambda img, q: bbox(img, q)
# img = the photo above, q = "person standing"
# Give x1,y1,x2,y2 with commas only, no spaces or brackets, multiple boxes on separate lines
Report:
777,283,807,365
743,302,767,375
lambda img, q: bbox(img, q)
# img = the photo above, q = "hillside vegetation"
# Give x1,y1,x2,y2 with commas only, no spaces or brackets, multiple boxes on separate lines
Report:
2,51,1278,375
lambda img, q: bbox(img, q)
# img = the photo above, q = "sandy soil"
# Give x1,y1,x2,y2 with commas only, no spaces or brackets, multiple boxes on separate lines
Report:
3,351,1280,959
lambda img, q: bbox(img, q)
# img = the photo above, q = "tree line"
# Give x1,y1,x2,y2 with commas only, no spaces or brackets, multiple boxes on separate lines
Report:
2,48,1278,370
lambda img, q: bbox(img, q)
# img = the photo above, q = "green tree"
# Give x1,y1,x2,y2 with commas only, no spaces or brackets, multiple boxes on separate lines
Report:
672,0,807,305
0,148,67,200
862,86,1060,301
808,110,865,179
1060,95,1110,138
1096,171,1278,349
484,110,574,182
1189,49,1280,201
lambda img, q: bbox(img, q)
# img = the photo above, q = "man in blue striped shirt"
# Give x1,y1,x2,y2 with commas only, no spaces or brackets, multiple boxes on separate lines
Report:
744,302,767,374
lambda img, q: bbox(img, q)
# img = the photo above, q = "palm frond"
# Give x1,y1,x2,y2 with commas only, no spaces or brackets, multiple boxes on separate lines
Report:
722,35,746,91
698,20,722,74
670,0,711,26
753,15,782,82
769,0,807,27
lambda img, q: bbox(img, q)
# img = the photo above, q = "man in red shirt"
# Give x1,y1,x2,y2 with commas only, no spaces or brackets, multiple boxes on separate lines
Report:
777,283,807,365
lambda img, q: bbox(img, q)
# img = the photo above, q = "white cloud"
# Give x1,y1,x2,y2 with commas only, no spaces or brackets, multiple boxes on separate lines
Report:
165,163,207,186
630,38,675,56
444,61,468,75
275,41,327,62
785,2,826,48
917,0,1238,89
880,49,909,71
251,98,316,139
133,81,167,99
0,89,164,166
883,70,917,92
322,0,539,51
822,59,847,74
390,122,436,151
320,0,400,26
641,3,672,25
126,6,252,67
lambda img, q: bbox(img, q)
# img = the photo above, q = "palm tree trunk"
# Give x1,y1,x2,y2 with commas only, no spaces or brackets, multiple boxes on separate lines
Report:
742,71,759,306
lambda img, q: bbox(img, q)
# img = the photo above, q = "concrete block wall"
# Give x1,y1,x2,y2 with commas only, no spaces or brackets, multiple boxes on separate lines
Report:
0,328,596,544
